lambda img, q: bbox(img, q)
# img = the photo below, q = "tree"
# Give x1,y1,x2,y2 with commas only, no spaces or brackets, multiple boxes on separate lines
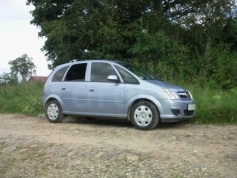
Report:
27,0,237,88
0,72,18,86
8,54,36,82
27,0,237,68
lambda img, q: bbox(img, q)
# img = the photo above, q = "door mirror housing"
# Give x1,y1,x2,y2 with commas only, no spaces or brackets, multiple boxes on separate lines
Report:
107,75,119,82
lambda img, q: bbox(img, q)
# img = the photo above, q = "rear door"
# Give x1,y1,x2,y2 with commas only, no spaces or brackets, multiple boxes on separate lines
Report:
60,63,88,113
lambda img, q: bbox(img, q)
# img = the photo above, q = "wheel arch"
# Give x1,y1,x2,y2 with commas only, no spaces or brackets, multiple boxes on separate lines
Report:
44,95,64,111
127,97,161,121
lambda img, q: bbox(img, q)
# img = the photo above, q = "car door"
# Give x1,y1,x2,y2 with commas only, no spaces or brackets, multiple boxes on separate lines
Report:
114,65,141,107
87,62,125,115
60,63,88,113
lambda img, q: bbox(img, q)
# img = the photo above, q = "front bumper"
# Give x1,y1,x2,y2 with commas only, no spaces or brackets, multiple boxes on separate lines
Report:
158,99,196,122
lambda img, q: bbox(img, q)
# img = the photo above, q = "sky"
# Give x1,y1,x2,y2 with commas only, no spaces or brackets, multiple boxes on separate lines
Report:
0,0,51,76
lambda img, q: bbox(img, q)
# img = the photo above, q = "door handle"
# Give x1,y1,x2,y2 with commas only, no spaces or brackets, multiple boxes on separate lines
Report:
89,88,94,92
61,88,66,90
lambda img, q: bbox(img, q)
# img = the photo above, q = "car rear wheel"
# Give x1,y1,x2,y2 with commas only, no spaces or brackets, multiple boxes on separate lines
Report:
130,101,159,130
46,100,64,123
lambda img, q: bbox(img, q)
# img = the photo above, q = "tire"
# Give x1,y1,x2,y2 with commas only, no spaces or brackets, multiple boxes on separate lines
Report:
45,100,64,123
130,101,159,130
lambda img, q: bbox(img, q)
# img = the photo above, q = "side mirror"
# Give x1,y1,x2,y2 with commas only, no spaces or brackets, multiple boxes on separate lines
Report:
107,75,119,82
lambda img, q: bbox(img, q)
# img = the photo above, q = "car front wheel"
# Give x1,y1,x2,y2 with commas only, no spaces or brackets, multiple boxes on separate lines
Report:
130,101,159,130
46,100,64,123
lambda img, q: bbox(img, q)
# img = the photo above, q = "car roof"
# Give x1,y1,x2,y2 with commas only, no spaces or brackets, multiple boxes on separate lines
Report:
55,59,128,69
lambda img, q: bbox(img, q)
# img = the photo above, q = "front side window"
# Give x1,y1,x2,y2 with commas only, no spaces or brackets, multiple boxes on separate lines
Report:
119,63,162,80
52,66,69,82
115,66,139,84
91,62,117,82
65,63,87,81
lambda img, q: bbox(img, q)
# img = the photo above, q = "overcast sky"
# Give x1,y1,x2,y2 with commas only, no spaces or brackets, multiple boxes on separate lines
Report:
0,0,51,76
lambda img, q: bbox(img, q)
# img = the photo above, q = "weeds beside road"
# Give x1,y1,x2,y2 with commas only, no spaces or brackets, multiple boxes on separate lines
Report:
0,82,237,124
0,114,236,178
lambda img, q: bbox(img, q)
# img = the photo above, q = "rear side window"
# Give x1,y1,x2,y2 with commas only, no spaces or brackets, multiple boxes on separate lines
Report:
91,62,117,82
115,66,139,84
52,66,69,82
65,63,87,81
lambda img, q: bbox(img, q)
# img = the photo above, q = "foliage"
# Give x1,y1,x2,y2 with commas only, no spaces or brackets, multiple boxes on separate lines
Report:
27,0,237,89
189,85,237,124
8,54,36,82
197,45,237,89
0,82,236,124
0,73,18,86
130,31,190,81
0,82,44,115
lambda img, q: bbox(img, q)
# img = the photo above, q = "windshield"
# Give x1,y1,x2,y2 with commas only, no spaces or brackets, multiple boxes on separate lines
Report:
118,62,162,80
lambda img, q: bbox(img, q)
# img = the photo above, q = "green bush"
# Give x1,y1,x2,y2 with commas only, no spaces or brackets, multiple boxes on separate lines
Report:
0,81,236,125
196,44,237,89
0,82,44,116
189,86,237,124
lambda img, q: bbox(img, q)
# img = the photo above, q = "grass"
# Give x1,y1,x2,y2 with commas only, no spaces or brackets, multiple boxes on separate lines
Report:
188,85,237,124
0,82,44,116
0,82,236,124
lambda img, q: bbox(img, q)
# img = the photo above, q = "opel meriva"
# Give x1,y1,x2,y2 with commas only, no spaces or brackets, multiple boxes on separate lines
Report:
43,60,196,130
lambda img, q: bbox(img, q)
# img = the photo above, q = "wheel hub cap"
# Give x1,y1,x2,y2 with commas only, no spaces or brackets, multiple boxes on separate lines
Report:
134,106,152,127
47,103,59,120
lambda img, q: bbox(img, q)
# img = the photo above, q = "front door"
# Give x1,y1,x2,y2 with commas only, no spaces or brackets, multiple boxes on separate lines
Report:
87,62,125,115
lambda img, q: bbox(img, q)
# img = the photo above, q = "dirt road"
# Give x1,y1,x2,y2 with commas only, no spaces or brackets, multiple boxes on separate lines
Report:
0,114,236,178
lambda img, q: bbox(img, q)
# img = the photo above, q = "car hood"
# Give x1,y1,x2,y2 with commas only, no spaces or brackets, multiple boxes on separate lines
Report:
145,80,185,91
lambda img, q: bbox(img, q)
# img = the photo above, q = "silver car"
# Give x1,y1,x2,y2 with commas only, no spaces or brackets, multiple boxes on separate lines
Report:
43,60,196,130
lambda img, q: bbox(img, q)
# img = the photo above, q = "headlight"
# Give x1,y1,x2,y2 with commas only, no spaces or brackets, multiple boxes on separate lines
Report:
186,90,193,99
162,89,179,99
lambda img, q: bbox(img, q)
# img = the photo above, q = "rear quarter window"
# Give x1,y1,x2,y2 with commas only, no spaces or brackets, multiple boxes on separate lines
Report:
52,66,69,82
